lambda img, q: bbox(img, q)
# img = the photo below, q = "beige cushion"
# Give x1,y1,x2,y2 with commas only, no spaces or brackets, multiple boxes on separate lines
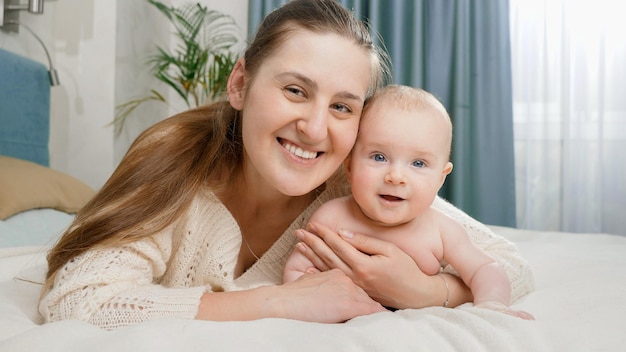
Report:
0,155,96,220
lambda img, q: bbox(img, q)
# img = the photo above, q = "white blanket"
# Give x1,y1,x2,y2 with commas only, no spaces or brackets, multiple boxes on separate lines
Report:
1,226,625,352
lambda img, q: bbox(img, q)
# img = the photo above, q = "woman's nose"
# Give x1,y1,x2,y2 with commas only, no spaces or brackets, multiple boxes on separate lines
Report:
296,104,329,142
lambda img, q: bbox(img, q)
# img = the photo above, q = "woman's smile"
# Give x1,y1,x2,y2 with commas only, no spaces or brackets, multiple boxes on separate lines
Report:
279,138,322,160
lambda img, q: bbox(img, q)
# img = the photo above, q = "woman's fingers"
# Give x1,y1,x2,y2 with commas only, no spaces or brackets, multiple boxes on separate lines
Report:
274,269,386,322
295,222,443,309
335,227,399,258
307,223,374,265
294,228,351,273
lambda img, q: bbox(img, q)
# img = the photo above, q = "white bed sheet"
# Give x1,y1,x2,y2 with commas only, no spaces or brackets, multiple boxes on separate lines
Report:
1,224,625,351
0,209,73,248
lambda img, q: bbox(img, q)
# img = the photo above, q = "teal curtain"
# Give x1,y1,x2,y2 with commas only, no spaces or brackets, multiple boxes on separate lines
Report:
248,0,516,227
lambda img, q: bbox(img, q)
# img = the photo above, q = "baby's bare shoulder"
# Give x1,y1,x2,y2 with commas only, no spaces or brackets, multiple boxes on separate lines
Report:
309,196,352,224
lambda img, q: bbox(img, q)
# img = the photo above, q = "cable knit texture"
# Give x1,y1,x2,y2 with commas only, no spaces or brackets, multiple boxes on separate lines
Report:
431,197,535,303
39,184,533,330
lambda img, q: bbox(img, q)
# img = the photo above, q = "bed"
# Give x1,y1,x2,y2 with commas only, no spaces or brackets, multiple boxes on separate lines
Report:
2,215,626,351
2,49,626,352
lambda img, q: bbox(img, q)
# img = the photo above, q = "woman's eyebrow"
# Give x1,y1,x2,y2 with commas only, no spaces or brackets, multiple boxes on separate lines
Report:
276,71,317,88
276,71,363,103
337,91,364,103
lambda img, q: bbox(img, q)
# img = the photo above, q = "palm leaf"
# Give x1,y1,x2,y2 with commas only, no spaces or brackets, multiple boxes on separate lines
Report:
111,90,167,136
115,0,240,134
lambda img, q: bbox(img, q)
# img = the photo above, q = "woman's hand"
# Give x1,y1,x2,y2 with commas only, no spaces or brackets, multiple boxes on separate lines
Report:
270,269,387,322
293,222,471,309
197,268,385,323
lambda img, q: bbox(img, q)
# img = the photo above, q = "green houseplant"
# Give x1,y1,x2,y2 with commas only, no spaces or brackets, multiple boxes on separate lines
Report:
114,0,240,134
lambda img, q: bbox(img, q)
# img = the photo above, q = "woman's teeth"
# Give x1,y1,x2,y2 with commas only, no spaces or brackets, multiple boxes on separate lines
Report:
283,142,318,160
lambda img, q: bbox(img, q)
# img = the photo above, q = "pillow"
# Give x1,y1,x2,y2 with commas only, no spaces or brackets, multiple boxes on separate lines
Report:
0,155,96,220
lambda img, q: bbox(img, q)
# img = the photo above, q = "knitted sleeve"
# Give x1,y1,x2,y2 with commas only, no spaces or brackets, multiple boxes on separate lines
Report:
39,230,206,330
432,197,535,303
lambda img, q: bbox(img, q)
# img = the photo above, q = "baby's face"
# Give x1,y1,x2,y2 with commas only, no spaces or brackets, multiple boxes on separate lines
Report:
346,102,452,226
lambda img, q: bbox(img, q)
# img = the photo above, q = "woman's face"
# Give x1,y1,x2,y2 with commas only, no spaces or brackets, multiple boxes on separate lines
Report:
229,29,372,197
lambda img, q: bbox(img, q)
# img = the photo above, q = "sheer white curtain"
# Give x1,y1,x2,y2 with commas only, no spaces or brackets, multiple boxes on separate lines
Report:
510,0,626,235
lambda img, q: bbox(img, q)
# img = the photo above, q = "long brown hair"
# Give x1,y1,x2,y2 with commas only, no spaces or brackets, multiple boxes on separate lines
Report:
43,0,391,292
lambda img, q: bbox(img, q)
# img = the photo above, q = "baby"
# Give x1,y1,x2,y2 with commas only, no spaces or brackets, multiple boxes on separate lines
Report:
284,85,533,319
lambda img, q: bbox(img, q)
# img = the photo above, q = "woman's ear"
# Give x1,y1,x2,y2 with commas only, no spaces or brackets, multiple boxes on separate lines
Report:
227,58,246,110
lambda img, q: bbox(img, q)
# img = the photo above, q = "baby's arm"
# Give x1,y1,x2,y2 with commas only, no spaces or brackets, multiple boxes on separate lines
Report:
439,214,534,319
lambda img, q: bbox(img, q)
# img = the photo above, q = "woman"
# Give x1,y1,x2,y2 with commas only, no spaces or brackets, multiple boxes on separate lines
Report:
40,0,532,330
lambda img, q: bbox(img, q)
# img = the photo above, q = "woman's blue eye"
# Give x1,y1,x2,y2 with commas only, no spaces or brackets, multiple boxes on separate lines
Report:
412,160,425,168
372,154,386,162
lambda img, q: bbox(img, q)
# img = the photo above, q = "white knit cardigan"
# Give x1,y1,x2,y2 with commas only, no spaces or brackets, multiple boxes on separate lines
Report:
39,183,533,330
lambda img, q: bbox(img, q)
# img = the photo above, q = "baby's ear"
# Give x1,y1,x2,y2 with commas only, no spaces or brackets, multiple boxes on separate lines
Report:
227,58,246,110
439,162,453,186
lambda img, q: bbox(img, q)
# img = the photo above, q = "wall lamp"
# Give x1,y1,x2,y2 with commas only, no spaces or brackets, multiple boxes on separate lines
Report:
0,0,59,86
1,0,45,32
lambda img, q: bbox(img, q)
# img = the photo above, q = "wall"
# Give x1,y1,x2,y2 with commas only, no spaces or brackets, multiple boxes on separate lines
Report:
0,0,248,190
115,0,249,166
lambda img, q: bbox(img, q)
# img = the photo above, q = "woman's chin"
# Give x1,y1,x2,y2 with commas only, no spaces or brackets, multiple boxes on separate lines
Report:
275,178,325,197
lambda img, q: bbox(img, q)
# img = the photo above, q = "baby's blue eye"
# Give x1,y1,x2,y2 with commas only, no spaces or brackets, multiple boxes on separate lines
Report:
412,160,425,168
372,153,386,162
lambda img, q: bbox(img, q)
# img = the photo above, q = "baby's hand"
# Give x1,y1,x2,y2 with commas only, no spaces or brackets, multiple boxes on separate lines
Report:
474,301,535,320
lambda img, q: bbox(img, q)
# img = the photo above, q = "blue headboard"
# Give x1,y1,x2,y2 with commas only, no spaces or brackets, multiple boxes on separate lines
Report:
0,48,50,166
